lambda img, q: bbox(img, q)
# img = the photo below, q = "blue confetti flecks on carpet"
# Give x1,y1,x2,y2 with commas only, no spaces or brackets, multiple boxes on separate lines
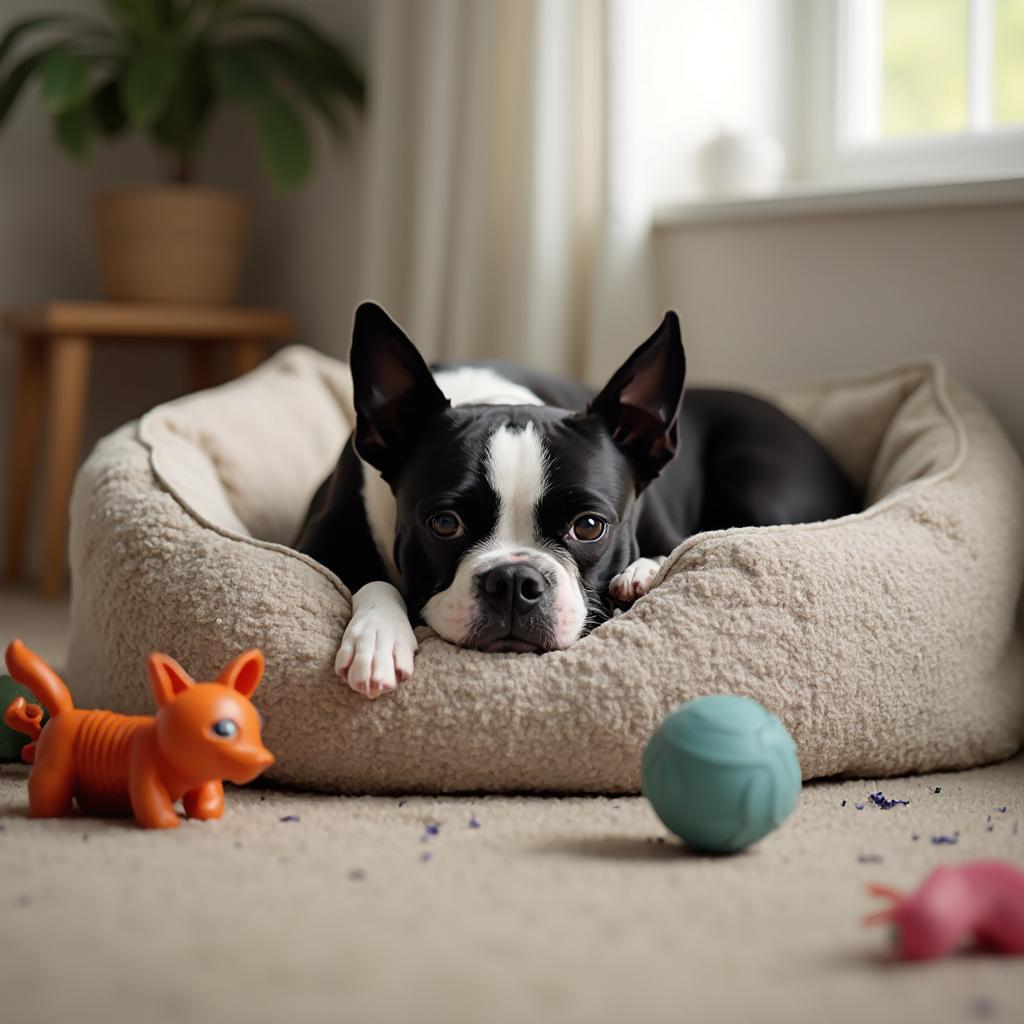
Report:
931,832,960,845
868,791,910,809
279,815,300,824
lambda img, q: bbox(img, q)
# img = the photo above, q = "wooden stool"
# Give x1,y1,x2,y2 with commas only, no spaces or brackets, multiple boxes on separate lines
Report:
3,301,295,597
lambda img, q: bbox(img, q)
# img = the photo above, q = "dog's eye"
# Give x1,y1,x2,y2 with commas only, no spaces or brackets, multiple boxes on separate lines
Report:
569,514,607,542
211,718,239,739
428,510,464,539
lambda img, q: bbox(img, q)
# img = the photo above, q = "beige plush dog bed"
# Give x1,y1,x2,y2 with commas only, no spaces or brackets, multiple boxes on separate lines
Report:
67,348,1024,792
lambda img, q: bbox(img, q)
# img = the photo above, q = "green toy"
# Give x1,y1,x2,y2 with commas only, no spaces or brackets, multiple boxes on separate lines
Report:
0,674,44,762
642,695,802,853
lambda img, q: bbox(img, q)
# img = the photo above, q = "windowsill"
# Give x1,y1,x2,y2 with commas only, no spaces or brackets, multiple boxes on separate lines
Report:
653,170,1024,228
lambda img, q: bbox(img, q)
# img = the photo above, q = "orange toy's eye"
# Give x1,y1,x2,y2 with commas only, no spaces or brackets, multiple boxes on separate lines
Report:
569,514,607,542
211,718,239,739
428,511,464,539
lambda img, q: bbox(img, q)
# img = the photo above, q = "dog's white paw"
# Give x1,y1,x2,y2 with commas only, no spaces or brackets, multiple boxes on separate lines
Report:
335,582,417,699
609,557,666,604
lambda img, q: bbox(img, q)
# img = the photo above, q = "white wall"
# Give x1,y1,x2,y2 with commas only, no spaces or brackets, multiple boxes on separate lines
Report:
653,202,1024,454
0,0,368,572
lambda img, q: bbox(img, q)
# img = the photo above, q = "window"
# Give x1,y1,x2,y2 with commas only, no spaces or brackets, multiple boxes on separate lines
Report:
806,0,1024,184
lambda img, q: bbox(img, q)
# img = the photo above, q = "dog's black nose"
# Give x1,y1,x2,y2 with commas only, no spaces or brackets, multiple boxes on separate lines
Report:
480,563,547,616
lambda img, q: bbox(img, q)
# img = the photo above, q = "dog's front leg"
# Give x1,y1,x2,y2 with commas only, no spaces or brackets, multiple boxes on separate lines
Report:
335,582,418,699
610,556,667,604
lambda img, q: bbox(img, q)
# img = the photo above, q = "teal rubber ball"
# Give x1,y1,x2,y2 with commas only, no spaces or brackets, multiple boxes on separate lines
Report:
641,695,802,853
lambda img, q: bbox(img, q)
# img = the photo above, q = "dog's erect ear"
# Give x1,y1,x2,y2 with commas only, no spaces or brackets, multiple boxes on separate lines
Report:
586,312,686,489
148,654,195,707
350,302,451,482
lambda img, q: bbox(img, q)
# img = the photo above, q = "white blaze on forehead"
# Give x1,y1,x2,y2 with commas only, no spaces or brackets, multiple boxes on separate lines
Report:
485,423,548,546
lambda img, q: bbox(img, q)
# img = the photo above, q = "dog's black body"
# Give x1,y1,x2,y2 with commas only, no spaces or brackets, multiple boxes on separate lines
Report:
297,304,859,678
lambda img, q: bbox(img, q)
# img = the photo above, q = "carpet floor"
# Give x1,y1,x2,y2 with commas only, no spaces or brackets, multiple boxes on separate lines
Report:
1,753,1022,1024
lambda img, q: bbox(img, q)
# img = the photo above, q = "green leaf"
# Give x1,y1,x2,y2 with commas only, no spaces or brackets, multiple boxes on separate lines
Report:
148,49,214,176
223,6,365,106
211,44,311,188
54,103,93,158
254,87,310,190
248,38,345,140
0,49,48,125
101,0,164,39
0,16,71,69
40,50,92,115
93,79,127,135
153,0,176,28
174,0,207,29
120,47,180,127
210,46,271,102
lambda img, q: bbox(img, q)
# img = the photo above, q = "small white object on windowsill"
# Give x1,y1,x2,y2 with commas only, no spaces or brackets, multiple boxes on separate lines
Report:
693,128,786,200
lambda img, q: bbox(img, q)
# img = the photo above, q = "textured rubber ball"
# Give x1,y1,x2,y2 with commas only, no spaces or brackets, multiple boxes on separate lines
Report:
641,695,802,853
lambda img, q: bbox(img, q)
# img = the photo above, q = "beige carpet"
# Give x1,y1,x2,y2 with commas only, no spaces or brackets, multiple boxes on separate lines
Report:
1,753,1022,1024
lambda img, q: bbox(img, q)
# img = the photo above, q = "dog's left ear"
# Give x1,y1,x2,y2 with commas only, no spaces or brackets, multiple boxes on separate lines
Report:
587,312,685,489
350,302,451,483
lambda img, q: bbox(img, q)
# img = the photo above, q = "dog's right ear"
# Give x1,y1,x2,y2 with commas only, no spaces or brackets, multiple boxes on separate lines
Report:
586,312,685,490
350,302,451,483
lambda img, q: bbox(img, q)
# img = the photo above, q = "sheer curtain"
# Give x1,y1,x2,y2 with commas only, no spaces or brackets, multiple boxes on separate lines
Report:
358,0,656,382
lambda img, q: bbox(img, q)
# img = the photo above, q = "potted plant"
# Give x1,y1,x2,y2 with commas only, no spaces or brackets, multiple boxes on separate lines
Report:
0,1,364,304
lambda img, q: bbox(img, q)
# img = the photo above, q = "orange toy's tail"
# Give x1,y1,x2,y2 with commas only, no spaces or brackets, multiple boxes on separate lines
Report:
3,698,43,763
5,640,74,718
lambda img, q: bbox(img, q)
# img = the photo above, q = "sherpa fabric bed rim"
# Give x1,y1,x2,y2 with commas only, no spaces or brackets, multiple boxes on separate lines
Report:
136,355,966,605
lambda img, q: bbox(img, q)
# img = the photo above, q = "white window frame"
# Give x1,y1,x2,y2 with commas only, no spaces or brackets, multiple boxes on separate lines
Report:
802,0,1024,187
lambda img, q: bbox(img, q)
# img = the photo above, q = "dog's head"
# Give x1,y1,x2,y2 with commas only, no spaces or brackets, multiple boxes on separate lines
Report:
351,303,685,653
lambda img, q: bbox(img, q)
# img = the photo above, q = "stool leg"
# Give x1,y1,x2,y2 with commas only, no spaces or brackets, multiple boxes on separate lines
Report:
5,335,47,582
40,335,90,598
231,338,268,378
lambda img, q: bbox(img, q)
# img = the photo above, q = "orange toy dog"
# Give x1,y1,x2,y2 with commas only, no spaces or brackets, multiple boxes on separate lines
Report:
3,640,274,829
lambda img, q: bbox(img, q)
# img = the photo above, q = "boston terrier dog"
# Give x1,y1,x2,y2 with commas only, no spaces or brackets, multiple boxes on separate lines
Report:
296,302,859,699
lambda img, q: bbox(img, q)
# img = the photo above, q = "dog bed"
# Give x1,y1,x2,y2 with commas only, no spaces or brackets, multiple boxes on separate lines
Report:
66,348,1024,792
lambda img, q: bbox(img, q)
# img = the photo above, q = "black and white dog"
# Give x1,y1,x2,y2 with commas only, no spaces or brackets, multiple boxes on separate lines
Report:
296,302,859,698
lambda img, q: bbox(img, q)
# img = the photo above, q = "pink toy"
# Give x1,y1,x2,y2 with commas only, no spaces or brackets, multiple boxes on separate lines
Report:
865,860,1024,960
